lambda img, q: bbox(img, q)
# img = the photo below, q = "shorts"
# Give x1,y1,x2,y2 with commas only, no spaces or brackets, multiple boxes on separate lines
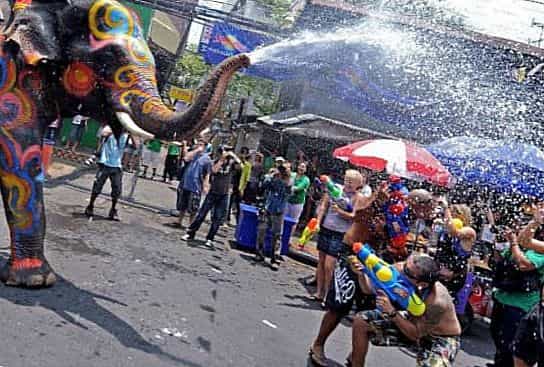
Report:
69,124,84,142
92,165,123,199
284,202,304,223
317,227,346,258
325,254,375,317
142,148,161,168
177,188,201,214
358,310,460,367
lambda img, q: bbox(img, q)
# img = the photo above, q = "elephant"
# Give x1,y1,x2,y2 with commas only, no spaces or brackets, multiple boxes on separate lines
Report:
0,0,250,287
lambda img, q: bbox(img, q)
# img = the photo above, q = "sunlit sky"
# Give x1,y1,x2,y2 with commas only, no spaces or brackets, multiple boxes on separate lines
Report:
440,0,544,47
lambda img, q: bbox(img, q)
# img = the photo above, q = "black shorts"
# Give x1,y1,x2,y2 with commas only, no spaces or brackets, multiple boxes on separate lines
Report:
325,253,375,317
177,188,201,214
92,165,122,199
317,227,345,258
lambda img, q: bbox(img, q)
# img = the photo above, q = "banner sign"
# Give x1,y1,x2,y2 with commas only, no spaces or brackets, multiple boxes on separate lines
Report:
169,86,194,103
198,22,271,66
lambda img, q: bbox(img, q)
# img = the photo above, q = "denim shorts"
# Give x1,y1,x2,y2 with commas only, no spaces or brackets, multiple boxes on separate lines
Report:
317,227,345,258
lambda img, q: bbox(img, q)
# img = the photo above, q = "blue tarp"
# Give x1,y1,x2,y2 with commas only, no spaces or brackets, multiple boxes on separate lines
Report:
427,137,544,199
198,21,542,141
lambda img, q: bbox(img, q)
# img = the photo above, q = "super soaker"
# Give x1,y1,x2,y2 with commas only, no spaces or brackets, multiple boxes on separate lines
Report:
318,175,353,212
352,242,426,317
298,218,319,249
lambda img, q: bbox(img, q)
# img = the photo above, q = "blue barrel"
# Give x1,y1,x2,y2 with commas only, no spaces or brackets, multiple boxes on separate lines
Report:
235,204,295,256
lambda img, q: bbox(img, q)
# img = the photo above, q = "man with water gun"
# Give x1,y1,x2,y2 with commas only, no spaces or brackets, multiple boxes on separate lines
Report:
349,251,461,367
309,187,446,367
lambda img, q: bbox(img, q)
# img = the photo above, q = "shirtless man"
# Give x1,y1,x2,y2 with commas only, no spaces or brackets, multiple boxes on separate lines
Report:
309,187,435,367
350,254,461,367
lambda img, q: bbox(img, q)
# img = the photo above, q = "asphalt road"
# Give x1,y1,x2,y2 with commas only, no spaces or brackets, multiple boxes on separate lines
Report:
0,167,494,367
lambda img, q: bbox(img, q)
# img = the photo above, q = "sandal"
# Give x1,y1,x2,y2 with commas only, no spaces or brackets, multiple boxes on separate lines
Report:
309,345,328,367
309,294,324,303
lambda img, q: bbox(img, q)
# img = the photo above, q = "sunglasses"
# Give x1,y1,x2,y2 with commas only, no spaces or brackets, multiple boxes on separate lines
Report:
403,263,424,282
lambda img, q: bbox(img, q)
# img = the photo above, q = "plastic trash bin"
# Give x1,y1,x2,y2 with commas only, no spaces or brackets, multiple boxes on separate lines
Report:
235,204,296,256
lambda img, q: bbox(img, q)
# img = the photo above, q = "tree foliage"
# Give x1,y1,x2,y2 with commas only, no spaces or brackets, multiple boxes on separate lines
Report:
169,48,278,116
253,0,293,27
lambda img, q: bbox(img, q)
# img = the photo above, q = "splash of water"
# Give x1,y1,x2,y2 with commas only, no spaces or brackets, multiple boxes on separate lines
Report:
246,7,543,145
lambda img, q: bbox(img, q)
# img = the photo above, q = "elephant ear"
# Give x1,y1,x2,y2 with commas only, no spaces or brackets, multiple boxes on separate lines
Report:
4,5,61,65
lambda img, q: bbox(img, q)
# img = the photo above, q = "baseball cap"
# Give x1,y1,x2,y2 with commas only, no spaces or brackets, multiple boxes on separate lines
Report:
275,156,285,163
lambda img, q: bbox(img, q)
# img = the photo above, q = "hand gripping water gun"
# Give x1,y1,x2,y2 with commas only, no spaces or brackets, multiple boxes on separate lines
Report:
352,242,426,317
384,176,410,249
318,175,353,212
298,218,319,249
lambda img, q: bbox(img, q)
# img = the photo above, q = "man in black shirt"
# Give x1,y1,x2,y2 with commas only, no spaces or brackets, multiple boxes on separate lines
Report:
182,146,240,248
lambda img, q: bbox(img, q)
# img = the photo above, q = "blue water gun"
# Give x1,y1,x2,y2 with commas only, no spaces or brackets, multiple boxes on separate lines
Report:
352,242,426,316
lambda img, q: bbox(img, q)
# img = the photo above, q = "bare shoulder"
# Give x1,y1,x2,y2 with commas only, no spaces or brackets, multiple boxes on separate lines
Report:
421,284,453,324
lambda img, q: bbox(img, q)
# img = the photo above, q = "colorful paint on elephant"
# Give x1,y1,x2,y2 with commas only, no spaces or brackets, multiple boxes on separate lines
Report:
87,0,167,119
63,62,97,97
0,51,44,245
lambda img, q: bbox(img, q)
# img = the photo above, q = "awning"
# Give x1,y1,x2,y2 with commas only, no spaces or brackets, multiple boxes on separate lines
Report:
257,111,398,142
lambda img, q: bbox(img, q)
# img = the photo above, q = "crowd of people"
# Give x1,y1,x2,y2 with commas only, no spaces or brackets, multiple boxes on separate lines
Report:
78,125,544,367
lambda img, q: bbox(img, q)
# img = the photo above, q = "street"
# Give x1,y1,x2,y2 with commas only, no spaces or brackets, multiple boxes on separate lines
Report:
0,165,494,367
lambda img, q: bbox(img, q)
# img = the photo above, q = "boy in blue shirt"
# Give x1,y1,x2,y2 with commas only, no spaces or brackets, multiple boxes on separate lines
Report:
85,126,128,221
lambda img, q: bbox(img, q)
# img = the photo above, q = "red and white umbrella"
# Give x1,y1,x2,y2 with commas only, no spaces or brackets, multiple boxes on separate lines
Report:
333,139,453,187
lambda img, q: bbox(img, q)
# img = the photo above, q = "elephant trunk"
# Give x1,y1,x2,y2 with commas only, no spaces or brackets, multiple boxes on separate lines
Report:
118,54,250,140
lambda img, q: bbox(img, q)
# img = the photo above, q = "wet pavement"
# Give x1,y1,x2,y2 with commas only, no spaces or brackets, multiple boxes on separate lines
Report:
0,164,494,367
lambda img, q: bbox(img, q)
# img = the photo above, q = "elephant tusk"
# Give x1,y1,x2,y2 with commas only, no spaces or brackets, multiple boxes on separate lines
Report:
115,112,154,140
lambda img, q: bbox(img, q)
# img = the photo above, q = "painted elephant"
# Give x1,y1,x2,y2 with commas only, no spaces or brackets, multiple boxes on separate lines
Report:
0,0,250,287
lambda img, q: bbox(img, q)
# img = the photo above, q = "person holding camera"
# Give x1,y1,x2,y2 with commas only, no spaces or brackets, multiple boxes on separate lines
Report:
253,163,292,270
491,205,544,367
181,145,240,248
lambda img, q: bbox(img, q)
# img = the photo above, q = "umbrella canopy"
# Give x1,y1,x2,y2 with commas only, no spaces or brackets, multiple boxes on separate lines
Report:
427,136,544,199
333,139,453,187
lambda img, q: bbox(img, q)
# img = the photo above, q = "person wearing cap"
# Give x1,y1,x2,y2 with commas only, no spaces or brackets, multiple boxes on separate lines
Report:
254,163,292,270
182,145,240,248
85,125,129,221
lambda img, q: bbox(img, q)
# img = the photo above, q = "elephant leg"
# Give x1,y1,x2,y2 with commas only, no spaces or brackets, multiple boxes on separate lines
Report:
0,129,56,287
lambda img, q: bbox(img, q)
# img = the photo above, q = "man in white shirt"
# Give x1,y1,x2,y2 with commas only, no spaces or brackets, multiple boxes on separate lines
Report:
65,114,89,153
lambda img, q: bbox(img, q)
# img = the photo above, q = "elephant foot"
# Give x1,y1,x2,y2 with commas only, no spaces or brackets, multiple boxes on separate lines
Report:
0,258,57,288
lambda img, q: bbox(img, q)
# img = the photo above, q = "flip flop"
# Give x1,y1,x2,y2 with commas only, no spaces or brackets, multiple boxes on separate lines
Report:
309,345,328,367
309,294,324,303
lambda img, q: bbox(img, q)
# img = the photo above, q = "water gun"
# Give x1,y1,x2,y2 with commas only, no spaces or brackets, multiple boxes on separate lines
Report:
318,175,353,212
352,242,426,317
298,218,319,249
384,176,410,249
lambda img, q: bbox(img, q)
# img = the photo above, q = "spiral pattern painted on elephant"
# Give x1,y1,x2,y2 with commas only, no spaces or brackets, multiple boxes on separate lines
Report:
89,0,135,40
63,62,97,97
0,50,43,236
0,54,35,128
86,0,160,117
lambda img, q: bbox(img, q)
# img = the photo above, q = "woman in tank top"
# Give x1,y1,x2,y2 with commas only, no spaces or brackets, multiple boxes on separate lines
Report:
313,170,365,303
